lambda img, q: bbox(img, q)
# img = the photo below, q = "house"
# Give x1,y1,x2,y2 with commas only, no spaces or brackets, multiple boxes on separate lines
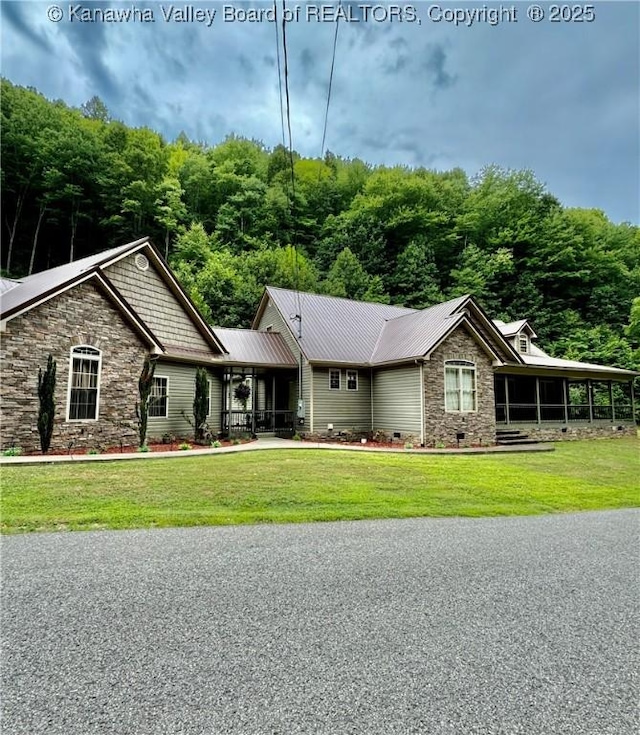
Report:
0,237,636,453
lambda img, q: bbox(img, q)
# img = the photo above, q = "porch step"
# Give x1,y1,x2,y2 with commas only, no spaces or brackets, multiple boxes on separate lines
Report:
496,430,540,446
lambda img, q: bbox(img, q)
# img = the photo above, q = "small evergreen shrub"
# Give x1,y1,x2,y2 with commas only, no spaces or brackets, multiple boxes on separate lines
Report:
179,442,192,451
37,354,57,454
3,446,22,457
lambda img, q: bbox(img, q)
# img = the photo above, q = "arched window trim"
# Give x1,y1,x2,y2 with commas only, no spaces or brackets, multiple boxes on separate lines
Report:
66,344,102,422
444,359,477,413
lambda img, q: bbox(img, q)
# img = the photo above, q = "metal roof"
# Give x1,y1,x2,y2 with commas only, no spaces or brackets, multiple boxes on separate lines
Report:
518,343,638,376
212,327,297,367
264,286,415,364
494,319,536,338
371,296,470,364
0,239,148,318
0,277,20,295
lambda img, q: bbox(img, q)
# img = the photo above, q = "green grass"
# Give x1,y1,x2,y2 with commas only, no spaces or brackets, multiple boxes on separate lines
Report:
1,438,638,533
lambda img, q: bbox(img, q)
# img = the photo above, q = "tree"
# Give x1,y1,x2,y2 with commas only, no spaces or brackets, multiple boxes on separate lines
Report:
80,96,110,123
137,357,156,448
37,354,56,454
324,247,389,302
193,368,209,443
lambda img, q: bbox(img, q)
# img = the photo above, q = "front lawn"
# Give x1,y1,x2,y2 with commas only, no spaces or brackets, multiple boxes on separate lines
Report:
1,438,638,533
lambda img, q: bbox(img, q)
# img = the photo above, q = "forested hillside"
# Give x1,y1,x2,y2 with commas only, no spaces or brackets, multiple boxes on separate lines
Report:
2,79,639,370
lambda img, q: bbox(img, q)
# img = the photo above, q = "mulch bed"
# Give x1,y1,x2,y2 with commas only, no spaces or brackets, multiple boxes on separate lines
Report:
24,438,254,457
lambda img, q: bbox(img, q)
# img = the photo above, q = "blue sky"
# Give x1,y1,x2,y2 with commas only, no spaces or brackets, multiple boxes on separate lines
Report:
2,1,639,223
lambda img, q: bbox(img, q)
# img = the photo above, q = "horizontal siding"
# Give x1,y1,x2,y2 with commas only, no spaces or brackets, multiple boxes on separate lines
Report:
372,365,422,437
147,362,222,440
105,255,211,351
312,367,372,433
257,300,310,432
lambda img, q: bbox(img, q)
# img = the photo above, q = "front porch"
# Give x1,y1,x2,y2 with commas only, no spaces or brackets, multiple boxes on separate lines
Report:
221,367,297,437
495,374,635,426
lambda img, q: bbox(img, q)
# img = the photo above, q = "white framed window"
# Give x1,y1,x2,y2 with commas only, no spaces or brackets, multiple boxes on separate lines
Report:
67,346,102,421
329,369,341,390
445,360,477,412
346,369,358,391
149,376,169,418
518,334,529,353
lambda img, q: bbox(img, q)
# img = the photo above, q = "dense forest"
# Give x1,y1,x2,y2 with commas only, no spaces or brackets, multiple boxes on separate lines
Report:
2,79,639,372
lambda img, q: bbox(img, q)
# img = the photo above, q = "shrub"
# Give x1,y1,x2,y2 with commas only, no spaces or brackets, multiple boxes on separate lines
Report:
292,433,302,441
211,440,222,448
37,354,57,454
138,445,150,453
193,368,209,444
136,357,156,449
3,446,22,457
179,442,192,451
87,448,101,455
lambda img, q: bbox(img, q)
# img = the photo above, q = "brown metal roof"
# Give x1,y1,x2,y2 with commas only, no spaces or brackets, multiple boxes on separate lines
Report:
212,327,297,367
0,238,149,318
371,296,470,364
264,286,415,364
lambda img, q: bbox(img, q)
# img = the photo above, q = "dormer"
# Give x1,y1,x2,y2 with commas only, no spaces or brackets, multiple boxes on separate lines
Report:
492,319,537,356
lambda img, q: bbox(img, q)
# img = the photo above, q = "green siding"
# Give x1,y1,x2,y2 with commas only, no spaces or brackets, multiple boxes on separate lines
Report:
256,300,310,431
372,364,422,438
105,254,211,351
147,361,222,440
312,367,372,434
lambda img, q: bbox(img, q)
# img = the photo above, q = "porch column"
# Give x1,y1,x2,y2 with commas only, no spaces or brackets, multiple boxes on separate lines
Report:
609,381,615,422
631,379,636,423
587,379,593,422
227,368,233,433
563,378,569,424
504,376,510,425
535,377,541,424
272,374,276,431
251,368,256,435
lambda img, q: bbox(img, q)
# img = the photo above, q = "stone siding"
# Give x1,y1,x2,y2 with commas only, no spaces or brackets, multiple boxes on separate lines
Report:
0,281,149,453
423,325,496,447
504,423,636,441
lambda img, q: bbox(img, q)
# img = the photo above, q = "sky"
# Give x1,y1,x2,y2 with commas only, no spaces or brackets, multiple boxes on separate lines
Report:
2,0,639,223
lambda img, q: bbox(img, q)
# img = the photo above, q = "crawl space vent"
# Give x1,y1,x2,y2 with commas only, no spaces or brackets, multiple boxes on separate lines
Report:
135,253,149,272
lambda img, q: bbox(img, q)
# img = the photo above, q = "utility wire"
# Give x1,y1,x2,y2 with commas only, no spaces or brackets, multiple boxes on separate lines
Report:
273,0,286,148
319,0,341,171
281,0,304,407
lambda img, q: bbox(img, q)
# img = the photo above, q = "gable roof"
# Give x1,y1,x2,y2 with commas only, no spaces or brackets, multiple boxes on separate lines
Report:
0,239,144,320
256,287,521,366
1,238,227,356
494,319,538,339
212,328,297,367
253,286,415,364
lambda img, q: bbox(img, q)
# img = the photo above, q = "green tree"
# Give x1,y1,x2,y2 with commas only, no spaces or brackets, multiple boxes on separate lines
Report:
137,357,156,448
193,368,209,444
37,354,56,454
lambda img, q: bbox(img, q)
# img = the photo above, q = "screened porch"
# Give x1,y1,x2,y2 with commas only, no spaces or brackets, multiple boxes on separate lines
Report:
495,374,635,425
221,367,297,436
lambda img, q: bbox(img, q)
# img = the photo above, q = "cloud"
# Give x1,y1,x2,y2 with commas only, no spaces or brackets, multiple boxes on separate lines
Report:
422,44,457,90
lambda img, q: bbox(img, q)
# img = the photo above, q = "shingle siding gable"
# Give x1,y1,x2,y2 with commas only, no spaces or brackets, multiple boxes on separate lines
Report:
105,254,211,351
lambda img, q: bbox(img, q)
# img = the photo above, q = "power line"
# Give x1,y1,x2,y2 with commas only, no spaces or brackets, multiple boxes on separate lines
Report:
273,0,286,148
319,0,341,167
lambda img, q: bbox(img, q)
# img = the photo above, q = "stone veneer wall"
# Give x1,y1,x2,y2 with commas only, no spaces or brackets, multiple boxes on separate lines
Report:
505,424,636,441
423,325,496,447
0,281,149,452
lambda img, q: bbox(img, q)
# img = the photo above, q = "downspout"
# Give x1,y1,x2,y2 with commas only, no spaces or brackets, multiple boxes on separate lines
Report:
370,367,374,433
420,361,425,447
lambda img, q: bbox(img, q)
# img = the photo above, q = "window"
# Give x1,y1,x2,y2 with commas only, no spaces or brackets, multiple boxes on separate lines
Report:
518,335,529,353
346,370,358,391
67,346,101,421
445,361,476,412
149,377,168,418
329,369,341,390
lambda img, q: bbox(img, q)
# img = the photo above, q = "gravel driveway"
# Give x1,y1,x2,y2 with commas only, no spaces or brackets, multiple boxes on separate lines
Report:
2,511,638,734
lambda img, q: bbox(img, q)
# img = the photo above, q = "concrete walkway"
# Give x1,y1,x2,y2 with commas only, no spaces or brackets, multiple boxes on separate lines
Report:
1,436,554,465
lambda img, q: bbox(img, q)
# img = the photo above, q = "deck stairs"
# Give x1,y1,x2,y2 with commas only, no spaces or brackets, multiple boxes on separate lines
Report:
495,429,540,446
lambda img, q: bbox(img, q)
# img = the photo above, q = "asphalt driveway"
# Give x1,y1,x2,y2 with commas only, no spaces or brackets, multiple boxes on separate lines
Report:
2,511,638,734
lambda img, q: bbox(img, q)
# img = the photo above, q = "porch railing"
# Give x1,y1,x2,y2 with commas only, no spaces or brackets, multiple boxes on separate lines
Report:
222,410,295,435
496,403,633,424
